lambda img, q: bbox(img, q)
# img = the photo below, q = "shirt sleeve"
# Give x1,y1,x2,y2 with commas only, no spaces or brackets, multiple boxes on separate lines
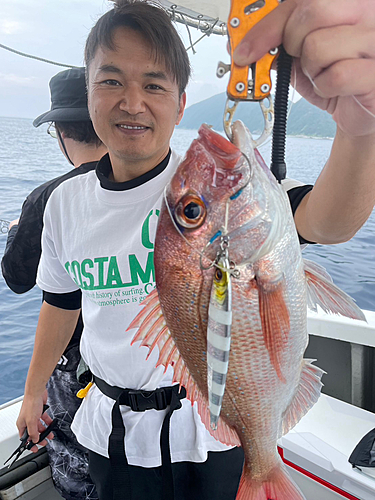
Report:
281,178,315,245
36,192,79,294
43,290,82,310
1,198,43,293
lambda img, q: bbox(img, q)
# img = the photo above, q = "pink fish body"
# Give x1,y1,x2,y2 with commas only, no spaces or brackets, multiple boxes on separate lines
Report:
129,122,365,499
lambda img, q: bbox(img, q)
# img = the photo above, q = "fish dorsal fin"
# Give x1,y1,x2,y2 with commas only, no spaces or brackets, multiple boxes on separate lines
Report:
257,278,290,382
304,259,366,321
281,359,325,436
128,290,241,447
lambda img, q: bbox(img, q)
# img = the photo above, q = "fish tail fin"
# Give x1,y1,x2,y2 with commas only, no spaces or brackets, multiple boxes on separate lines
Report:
236,464,306,500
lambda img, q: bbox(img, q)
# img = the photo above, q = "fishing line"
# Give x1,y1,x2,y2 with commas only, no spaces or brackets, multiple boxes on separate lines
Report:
257,62,297,153
351,95,375,119
304,67,375,120
163,186,217,269
185,33,209,53
162,152,253,274
163,189,234,274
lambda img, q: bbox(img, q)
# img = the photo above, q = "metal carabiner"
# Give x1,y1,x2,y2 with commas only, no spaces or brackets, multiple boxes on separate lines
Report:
223,94,274,148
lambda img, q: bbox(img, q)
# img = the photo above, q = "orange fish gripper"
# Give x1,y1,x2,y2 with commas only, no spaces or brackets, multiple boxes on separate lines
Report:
218,0,280,142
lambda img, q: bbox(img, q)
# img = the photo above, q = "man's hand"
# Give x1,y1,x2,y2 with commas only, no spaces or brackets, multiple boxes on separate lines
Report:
9,218,19,230
233,0,375,137
16,389,54,452
16,303,80,452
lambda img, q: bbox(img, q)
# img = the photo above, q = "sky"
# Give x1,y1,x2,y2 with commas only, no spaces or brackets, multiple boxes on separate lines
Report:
0,0,232,120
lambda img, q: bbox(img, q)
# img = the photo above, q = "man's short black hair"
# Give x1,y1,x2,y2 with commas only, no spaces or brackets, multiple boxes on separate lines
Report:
84,0,191,96
55,121,103,147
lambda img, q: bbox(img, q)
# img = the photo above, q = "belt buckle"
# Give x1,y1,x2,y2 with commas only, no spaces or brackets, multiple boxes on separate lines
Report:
128,389,168,412
155,388,168,410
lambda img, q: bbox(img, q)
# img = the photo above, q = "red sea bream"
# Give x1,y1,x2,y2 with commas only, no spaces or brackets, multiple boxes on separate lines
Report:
129,121,365,500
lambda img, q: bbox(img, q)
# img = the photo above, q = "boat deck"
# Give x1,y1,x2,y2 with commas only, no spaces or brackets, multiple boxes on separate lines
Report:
1,308,375,499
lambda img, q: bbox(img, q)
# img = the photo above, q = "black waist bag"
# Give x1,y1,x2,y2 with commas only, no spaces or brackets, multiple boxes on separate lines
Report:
349,428,375,468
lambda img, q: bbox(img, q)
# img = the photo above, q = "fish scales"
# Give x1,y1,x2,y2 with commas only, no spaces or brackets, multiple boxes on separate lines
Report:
129,121,366,500
156,122,307,497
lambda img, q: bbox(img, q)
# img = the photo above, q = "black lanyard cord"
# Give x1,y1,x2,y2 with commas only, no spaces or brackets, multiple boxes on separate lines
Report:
270,45,293,183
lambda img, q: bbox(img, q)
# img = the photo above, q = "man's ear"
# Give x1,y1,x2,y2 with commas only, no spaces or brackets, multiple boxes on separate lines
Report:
176,92,187,125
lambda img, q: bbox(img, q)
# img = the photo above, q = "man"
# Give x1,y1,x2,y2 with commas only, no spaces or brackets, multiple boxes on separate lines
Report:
15,1,375,499
1,67,106,500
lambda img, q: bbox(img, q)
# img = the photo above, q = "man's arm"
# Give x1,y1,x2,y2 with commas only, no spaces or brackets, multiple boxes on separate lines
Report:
233,0,375,244
294,130,375,244
1,164,88,293
17,302,80,447
1,198,43,293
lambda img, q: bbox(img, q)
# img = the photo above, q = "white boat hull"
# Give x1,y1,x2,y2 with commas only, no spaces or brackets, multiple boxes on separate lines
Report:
279,394,375,500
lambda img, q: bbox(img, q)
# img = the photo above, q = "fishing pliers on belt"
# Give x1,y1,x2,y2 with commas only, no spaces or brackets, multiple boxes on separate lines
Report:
3,404,57,468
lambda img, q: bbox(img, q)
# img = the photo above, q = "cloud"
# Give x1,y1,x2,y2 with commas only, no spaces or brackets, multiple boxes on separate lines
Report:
0,73,39,88
0,20,24,35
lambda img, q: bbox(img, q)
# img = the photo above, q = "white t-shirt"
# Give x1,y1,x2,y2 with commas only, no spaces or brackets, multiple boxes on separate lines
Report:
37,151,231,467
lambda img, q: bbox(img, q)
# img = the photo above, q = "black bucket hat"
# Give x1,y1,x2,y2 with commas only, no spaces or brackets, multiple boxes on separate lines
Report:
33,67,90,127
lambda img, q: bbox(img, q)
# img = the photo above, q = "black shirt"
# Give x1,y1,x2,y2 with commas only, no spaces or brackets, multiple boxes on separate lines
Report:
1,161,98,347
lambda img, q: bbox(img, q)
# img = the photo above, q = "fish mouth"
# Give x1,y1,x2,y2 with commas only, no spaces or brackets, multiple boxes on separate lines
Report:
198,124,243,170
197,124,253,194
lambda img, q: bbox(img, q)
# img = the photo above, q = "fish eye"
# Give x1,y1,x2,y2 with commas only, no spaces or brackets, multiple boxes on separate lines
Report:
184,202,201,220
215,268,223,281
175,194,206,229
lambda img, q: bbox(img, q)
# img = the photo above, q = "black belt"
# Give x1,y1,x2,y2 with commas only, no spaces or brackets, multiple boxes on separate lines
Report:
93,375,186,500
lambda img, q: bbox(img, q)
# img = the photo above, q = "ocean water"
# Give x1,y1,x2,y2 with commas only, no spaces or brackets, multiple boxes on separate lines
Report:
0,117,374,405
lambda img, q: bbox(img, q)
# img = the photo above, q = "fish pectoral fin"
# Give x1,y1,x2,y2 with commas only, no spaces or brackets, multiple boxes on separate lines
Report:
128,290,186,379
281,359,325,436
128,289,171,367
194,387,241,447
257,278,290,382
304,259,366,321
127,289,163,331
128,291,241,447
174,351,240,447
128,290,183,373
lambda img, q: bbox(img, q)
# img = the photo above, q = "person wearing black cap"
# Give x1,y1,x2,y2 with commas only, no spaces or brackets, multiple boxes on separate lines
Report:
1,67,106,500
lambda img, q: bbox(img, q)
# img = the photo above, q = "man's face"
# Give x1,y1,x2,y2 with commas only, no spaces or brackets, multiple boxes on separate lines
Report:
87,27,186,178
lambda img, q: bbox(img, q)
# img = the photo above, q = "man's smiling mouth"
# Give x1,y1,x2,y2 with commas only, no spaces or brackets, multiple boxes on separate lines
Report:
117,124,148,130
